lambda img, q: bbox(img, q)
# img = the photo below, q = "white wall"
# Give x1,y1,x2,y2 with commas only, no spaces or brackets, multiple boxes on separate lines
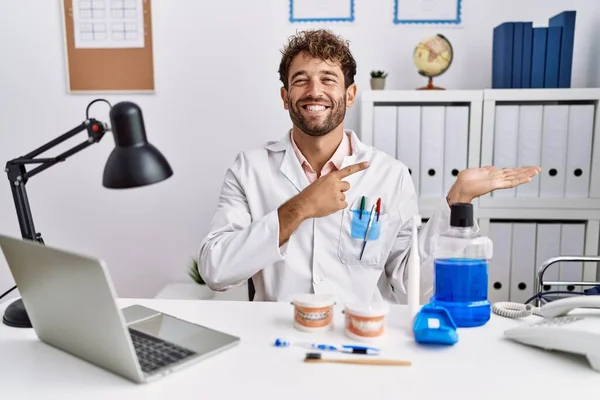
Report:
1,0,599,301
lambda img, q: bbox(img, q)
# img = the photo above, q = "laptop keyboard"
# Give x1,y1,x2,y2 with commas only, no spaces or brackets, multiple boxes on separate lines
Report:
129,328,197,374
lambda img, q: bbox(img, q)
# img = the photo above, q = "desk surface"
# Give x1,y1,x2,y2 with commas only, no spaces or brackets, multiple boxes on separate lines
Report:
0,298,597,399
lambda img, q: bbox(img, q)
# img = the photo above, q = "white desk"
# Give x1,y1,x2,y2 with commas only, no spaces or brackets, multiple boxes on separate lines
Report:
0,298,597,399
154,282,249,301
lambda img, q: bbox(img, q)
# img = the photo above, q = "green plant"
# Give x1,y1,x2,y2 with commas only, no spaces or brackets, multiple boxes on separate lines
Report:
370,70,388,78
188,257,206,285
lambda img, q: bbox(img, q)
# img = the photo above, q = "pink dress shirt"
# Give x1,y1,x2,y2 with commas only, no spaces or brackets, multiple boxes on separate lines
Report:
290,131,353,183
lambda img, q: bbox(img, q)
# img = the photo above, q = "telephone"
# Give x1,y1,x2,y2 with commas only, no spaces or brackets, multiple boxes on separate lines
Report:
500,296,600,372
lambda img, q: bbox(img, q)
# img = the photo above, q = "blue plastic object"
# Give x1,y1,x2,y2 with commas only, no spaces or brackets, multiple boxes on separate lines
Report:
413,303,458,345
350,209,381,240
273,338,291,347
432,258,491,328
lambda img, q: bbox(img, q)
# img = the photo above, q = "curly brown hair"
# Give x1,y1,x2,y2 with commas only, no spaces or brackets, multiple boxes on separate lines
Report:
278,29,357,90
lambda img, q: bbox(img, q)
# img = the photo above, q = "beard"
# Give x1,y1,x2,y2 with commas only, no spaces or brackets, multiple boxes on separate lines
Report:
288,95,346,137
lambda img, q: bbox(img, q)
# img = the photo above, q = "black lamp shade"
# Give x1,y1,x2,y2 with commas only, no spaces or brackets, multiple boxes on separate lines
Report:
102,101,173,189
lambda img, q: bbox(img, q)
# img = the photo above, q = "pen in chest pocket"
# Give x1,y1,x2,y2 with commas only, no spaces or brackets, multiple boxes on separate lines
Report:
359,204,376,260
359,196,366,219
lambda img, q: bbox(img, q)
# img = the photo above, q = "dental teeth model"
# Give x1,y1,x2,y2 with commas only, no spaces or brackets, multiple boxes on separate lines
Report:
290,294,336,333
343,302,389,342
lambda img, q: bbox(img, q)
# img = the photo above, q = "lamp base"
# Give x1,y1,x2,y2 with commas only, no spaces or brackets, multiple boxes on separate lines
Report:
2,298,32,328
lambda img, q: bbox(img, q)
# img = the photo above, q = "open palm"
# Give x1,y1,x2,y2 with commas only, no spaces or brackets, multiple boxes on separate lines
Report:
456,165,541,200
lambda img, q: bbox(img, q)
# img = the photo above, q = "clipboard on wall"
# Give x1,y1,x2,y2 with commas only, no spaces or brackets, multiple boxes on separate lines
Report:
61,0,154,93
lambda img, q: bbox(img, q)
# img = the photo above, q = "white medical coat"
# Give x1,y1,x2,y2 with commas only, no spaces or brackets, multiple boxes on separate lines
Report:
199,130,457,306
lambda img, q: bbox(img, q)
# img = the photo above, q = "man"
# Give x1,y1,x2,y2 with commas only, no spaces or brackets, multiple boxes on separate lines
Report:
198,29,539,305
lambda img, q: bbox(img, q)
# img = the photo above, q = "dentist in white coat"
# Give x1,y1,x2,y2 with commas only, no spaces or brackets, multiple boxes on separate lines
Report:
198,29,540,306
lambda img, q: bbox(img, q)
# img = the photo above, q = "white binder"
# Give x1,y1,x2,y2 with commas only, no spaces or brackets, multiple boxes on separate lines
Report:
535,223,562,293
539,105,569,197
372,106,397,158
509,222,537,303
565,104,594,198
509,223,537,304
443,105,469,195
396,106,422,196
492,105,519,197
488,222,512,303
559,223,585,293
516,105,543,197
419,106,445,197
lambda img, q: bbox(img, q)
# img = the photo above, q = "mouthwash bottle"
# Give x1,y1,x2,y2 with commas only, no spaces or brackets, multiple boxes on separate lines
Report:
430,203,493,328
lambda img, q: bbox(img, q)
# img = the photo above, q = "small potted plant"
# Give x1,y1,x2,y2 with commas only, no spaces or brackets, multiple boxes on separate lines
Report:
188,257,215,299
370,70,388,90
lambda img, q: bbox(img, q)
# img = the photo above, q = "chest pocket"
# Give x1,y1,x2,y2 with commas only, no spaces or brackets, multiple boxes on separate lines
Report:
337,206,397,267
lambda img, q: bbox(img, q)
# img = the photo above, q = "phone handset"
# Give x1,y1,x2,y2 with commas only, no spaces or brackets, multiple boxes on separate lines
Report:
492,295,600,319
540,295,600,318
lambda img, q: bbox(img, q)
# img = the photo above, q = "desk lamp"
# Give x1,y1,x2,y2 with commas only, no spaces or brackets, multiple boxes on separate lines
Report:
1,99,173,328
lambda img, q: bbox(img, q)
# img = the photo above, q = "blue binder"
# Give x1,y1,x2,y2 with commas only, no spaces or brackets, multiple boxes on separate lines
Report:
549,11,576,88
530,28,547,89
512,22,524,88
492,22,514,89
544,26,562,88
521,22,533,88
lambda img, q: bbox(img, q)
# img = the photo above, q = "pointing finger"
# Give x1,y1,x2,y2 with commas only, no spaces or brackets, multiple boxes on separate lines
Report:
336,161,370,179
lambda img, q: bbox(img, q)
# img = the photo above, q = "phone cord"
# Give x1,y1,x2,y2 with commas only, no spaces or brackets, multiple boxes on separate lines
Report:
491,302,544,319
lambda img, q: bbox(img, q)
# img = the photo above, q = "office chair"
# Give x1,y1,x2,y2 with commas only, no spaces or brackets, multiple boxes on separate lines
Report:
534,256,600,307
248,278,255,301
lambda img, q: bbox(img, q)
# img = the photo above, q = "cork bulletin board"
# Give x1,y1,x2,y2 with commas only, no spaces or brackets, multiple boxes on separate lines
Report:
61,0,154,93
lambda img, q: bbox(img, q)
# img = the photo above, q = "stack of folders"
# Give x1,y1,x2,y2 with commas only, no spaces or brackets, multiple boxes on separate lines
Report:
488,221,586,304
491,11,576,89
492,102,594,199
372,105,469,199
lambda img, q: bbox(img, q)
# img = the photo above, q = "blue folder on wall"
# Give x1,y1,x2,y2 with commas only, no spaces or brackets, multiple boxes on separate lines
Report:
549,11,576,88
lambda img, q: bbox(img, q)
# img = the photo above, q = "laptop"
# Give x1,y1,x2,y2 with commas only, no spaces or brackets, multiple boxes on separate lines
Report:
0,234,240,384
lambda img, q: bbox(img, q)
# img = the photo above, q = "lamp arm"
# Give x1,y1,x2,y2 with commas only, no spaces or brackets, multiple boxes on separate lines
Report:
4,118,109,242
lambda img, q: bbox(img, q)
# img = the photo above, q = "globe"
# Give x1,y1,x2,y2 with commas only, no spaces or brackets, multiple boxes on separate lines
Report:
413,34,453,90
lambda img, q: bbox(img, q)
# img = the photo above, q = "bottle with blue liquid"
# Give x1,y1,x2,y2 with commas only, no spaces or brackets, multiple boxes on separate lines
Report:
431,203,493,328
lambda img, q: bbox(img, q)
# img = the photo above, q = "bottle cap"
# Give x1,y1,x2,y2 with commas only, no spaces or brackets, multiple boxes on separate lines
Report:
450,203,473,227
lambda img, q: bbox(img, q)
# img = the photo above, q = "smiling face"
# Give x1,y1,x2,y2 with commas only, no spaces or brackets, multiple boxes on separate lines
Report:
281,52,356,137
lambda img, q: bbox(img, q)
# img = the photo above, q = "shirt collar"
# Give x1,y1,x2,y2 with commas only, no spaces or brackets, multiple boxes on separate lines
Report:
265,129,372,161
289,130,353,171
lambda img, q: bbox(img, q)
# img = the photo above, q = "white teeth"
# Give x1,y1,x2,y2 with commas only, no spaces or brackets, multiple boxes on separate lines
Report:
298,310,330,321
306,105,326,111
350,319,383,333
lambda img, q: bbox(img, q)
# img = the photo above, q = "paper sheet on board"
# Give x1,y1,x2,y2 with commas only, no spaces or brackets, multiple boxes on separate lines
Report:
395,0,461,24
72,0,145,49
291,0,353,20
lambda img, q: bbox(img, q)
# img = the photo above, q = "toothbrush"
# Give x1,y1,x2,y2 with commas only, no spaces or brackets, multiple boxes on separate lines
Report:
274,338,336,351
273,338,380,355
407,214,422,335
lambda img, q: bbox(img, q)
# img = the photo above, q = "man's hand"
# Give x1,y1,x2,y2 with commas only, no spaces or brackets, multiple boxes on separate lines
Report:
447,165,541,205
277,161,370,246
296,161,370,218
